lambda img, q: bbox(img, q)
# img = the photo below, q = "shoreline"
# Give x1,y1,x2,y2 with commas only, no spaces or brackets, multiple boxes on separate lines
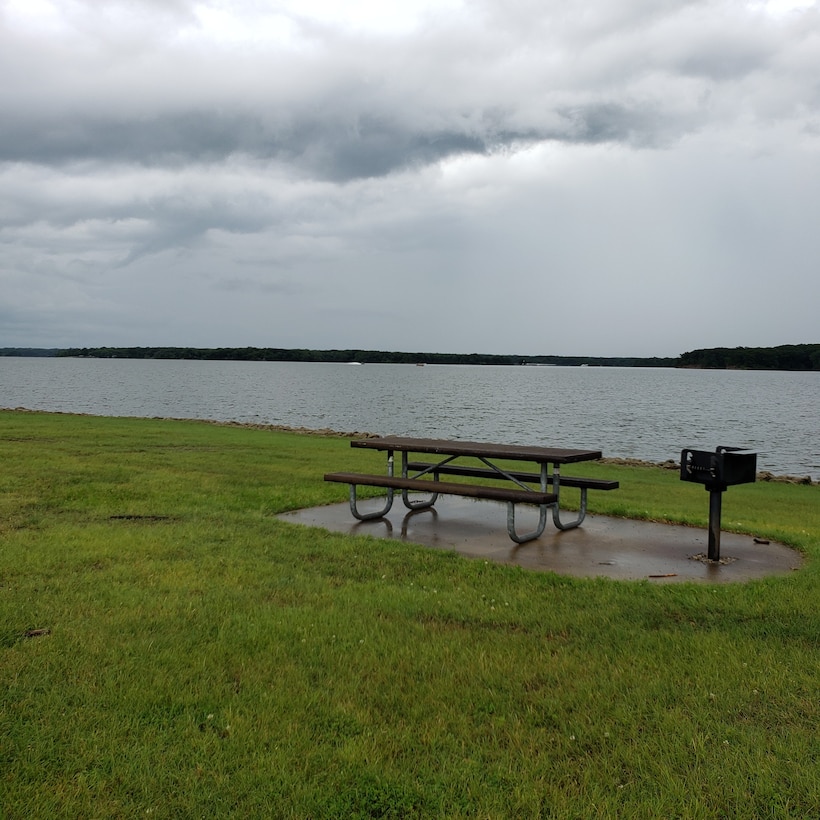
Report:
4,407,816,485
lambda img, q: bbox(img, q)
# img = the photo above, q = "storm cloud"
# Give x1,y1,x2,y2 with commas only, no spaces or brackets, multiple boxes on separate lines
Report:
1,0,818,355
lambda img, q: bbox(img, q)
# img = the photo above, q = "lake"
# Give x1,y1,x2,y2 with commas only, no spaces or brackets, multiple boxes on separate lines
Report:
1,357,818,480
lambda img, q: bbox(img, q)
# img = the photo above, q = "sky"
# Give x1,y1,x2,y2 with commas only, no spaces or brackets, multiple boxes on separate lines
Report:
1,0,818,357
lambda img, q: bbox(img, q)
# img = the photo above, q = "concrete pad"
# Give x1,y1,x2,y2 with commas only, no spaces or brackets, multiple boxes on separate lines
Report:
278,496,802,583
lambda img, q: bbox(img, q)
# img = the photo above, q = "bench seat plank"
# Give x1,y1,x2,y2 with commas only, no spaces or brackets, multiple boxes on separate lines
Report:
404,462,619,491
324,472,557,505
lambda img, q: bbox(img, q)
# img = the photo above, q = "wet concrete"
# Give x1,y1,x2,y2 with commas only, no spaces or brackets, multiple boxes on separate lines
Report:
278,496,802,583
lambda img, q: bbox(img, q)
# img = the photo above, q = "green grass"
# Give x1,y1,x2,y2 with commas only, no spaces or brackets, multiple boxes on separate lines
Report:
1,409,819,818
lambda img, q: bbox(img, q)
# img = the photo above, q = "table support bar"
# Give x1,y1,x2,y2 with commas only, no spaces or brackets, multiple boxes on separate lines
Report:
507,502,550,543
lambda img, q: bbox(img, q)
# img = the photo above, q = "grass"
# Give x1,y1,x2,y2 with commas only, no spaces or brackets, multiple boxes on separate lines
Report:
1,409,819,818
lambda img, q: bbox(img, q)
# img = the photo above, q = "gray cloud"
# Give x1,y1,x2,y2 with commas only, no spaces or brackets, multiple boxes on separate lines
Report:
0,107,514,181
1,0,819,355
4,1,800,178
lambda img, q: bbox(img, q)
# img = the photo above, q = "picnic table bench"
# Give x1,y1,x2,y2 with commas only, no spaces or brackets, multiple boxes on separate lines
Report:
324,436,618,543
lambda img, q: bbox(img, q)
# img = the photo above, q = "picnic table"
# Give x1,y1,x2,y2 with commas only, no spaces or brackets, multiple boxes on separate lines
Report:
324,436,618,543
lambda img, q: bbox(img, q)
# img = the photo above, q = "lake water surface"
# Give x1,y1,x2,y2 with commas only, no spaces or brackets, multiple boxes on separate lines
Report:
2,357,818,479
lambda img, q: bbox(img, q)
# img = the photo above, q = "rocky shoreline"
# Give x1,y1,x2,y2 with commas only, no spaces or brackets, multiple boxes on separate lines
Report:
598,456,815,485
206,419,817,486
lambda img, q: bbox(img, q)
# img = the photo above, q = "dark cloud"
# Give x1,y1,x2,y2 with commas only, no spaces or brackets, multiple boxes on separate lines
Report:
0,109,497,180
0,101,688,181
0,112,262,167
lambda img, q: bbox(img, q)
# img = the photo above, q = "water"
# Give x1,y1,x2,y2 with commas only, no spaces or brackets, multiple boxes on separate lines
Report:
1,357,818,479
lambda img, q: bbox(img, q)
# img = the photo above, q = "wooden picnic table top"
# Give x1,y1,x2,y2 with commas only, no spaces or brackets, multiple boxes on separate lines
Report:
350,436,602,465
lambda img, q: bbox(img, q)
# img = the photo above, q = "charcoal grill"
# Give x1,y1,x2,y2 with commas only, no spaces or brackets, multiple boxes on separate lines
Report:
680,446,757,561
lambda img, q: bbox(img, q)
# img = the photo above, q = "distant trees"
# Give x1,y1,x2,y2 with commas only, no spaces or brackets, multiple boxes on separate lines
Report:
0,348,59,357
38,343,820,370
679,344,820,371
54,347,680,367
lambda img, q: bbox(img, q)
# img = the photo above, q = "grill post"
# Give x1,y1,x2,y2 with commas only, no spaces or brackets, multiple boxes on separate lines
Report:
707,484,725,561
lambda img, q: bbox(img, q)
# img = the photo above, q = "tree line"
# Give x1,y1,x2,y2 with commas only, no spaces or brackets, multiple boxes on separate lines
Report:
2,344,817,370
51,346,678,367
678,344,820,371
